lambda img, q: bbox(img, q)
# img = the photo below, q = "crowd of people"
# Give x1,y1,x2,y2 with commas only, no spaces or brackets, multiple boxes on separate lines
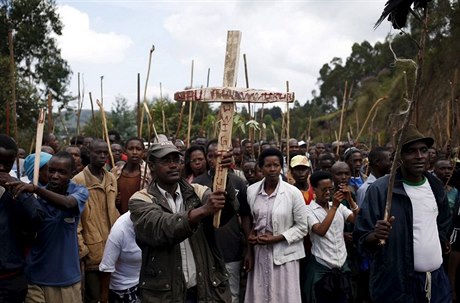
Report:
0,126,459,303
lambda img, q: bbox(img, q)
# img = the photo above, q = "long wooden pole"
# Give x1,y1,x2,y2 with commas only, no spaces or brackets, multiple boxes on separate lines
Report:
97,100,115,170
140,45,155,141
286,81,291,168
33,109,46,186
7,16,20,177
381,8,429,245
186,60,194,147
89,92,98,138
137,73,141,137
336,81,347,155
213,31,241,228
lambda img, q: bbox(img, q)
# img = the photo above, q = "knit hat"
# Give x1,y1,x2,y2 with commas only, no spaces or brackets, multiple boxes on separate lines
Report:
24,152,52,181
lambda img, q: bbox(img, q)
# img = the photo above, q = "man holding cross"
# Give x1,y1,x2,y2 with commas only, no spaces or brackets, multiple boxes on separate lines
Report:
354,125,451,303
129,141,238,302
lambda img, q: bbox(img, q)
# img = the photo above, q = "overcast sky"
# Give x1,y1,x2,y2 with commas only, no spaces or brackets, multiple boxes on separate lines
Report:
55,0,393,113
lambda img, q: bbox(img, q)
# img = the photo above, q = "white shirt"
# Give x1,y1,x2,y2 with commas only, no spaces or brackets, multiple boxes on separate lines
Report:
403,178,443,272
307,201,352,269
157,184,197,288
99,212,142,290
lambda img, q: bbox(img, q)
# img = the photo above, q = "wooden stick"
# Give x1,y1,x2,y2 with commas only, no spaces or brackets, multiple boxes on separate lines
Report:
336,81,348,155
381,8,429,245
243,54,253,142
140,45,155,141
7,15,18,166
286,81,291,168
96,100,115,170
160,82,166,133
137,73,141,137
187,60,194,147
213,31,241,228
33,109,46,186
89,92,98,138
47,92,53,134
100,76,104,106
356,97,388,143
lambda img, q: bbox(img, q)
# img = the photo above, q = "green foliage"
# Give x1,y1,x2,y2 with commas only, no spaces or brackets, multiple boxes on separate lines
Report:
110,96,137,139
0,0,72,138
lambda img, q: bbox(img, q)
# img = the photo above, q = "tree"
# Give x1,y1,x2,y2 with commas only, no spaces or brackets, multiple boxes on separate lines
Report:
111,96,137,140
0,0,72,138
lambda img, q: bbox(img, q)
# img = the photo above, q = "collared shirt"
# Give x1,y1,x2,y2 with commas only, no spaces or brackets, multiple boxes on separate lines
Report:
156,184,197,288
307,200,352,269
357,173,377,206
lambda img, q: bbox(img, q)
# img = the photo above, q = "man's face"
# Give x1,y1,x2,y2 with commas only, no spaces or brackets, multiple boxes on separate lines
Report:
319,159,333,172
428,148,437,164
175,140,185,153
377,151,392,175
332,164,351,187
83,137,93,148
244,142,253,156
153,153,182,185
348,152,363,176
111,144,123,162
0,147,16,173
288,139,299,152
47,157,72,193
48,134,60,152
434,160,452,182
90,142,109,169
126,140,144,165
291,165,310,184
233,147,242,165
400,141,429,179
316,143,325,155
206,143,218,170
17,149,26,159
243,161,257,185
313,179,334,204
66,147,82,168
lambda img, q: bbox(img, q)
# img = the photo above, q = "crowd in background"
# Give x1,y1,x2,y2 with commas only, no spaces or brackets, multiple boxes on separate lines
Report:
1,127,459,303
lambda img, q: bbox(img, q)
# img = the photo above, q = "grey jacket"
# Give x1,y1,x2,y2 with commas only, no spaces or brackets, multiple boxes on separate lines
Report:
129,179,238,303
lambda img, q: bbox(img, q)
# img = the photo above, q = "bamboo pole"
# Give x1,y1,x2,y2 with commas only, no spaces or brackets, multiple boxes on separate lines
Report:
100,76,104,105
381,8,430,245
355,97,388,143
160,82,166,133
186,60,194,147
286,81,291,168
137,73,141,137
336,81,348,155
7,15,17,147
89,92,98,138
47,92,53,134
33,109,46,187
140,45,155,141
97,100,115,170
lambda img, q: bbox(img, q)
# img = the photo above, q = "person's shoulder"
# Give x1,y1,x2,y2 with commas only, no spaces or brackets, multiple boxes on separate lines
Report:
370,174,390,188
229,172,247,190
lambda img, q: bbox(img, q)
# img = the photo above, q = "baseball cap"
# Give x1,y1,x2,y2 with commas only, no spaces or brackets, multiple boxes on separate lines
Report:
147,141,181,160
291,155,311,168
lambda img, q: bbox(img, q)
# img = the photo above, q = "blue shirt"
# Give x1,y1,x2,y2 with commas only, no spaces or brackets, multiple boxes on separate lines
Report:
25,181,88,286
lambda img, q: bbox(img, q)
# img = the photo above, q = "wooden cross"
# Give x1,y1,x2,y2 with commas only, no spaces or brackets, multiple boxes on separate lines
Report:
174,31,295,227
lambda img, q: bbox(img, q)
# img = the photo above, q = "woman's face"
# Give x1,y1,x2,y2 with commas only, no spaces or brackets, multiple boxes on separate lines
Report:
261,155,281,183
190,150,206,176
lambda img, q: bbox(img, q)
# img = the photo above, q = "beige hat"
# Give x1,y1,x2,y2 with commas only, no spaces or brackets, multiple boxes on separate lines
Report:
291,155,310,168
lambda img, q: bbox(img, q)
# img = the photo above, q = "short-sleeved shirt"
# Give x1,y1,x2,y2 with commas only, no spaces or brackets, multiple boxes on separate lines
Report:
99,212,142,290
26,181,88,286
307,200,352,269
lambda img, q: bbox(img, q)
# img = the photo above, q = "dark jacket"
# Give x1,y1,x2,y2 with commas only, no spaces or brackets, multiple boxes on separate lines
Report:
354,171,451,303
193,171,250,263
0,189,43,275
129,179,238,303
